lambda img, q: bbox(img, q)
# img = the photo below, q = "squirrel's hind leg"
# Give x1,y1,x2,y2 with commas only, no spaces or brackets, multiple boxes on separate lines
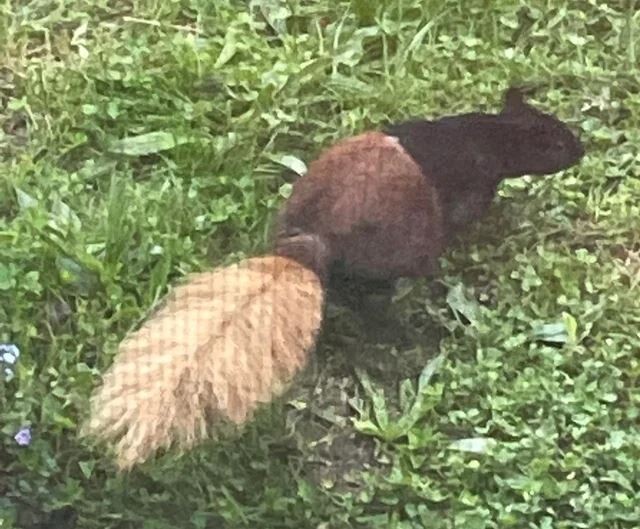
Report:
325,266,413,346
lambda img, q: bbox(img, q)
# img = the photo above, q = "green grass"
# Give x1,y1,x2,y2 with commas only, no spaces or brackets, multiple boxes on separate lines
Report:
1,0,639,527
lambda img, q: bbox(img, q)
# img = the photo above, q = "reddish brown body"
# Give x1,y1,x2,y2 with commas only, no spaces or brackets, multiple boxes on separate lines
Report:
276,132,445,280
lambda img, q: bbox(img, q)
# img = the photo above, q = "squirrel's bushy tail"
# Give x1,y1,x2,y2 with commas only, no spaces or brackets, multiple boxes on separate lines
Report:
82,234,328,471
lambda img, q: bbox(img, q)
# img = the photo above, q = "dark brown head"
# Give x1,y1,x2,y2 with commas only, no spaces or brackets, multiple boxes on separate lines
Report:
498,86,585,177
383,86,585,237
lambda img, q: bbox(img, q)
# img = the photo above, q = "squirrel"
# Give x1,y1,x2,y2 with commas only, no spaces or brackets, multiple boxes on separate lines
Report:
82,86,584,470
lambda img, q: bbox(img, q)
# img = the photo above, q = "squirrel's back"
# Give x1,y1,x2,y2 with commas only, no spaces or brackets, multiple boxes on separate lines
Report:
277,131,445,279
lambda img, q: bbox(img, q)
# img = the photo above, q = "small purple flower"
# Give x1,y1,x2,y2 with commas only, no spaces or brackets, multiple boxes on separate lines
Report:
14,426,31,446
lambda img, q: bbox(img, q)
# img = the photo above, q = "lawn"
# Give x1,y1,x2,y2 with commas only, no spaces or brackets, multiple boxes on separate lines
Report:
1,0,639,528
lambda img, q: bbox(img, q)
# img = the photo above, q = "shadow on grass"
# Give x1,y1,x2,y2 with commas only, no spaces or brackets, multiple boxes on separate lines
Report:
277,274,448,493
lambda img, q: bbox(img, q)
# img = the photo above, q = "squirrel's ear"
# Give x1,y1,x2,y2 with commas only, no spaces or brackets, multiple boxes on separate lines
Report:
502,84,538,115
503,87,524,111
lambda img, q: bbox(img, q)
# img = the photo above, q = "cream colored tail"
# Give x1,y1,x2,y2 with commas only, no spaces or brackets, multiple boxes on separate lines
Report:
82,255,325,470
